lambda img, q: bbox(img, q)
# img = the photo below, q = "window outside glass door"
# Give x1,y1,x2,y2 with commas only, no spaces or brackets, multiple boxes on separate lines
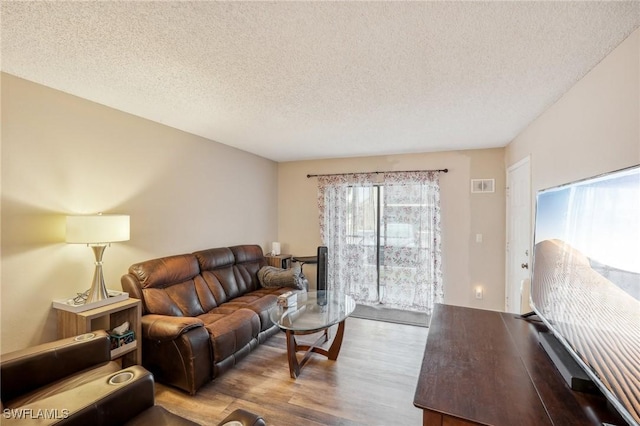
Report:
347,185,426,308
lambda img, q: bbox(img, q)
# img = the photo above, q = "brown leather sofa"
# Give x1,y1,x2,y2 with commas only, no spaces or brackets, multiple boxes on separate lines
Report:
0,331,141,425
121,245,296,394
1,330,266,425
0,330,189,425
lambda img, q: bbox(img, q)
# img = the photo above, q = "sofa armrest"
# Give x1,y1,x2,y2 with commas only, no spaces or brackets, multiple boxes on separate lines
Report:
142,315,204,341
1,366,154,426
1,331,111,403
121,274,145,306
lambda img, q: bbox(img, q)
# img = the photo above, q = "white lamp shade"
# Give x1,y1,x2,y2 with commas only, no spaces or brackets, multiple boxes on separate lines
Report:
66,214,130,244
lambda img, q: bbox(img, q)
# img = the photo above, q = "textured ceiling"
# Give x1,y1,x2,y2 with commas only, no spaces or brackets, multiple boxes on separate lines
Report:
2,1,639,162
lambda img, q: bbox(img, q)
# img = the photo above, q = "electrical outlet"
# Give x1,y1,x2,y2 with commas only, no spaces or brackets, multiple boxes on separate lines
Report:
475,287,483,299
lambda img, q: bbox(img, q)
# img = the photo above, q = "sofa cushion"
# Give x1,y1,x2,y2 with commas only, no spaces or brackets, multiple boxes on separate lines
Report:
201,309,260,363
246,295,279,332
248,287,293,298
217,290,289,332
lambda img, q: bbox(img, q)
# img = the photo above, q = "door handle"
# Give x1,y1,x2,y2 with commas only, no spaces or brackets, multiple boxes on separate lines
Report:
521,263,529,269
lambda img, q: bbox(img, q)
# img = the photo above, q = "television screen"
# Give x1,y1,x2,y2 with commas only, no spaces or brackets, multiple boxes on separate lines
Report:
531,165,640,426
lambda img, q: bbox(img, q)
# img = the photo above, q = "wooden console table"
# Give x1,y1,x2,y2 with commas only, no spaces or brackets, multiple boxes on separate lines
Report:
414,304,626,426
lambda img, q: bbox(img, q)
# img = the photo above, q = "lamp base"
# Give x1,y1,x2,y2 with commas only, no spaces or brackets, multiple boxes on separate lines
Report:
86,244,109,304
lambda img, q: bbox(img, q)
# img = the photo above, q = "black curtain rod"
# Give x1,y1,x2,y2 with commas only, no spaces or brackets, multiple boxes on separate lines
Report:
306,168,448,178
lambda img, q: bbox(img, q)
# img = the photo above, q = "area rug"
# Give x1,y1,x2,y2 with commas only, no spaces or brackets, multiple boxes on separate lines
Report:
351,304,430,328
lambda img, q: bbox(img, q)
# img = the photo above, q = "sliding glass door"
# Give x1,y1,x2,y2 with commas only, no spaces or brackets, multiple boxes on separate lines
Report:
346,184,432,310
318,171,442,315
379,183,434,311
346,185,380,304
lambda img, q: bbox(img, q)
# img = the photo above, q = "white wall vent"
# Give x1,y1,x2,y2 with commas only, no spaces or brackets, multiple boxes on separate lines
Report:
471,179,495,193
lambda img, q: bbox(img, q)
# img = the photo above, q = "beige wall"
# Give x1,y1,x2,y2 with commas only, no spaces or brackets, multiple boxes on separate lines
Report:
278,148,506,311
506,28,640,191
5,26,636,353
0,73,278,353
505,29,639,318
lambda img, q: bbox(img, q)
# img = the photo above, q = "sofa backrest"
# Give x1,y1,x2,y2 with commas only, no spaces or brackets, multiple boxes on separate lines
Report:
124,254,207,317
121,245,266,316
193,245,266,309
229,245,267,289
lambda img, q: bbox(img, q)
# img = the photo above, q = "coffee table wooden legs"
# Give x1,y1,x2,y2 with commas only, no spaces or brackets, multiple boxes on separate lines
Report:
285,319,347,379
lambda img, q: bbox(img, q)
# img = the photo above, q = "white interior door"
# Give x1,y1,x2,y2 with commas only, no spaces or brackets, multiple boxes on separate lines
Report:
506,157,531,314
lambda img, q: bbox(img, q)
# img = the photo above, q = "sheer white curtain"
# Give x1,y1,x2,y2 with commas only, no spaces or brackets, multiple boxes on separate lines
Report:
378,171,443,313
317,171,443,315
317,173,378,300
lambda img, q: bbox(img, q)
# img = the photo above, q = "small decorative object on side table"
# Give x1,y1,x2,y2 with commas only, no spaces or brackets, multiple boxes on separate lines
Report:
109,321,136,358
54,298,141,367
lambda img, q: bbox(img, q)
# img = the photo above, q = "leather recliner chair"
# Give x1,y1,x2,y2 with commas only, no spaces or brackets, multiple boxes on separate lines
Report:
0,330,266,425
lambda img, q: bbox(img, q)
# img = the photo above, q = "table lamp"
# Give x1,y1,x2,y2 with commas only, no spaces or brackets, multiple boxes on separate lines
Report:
66,214,130,304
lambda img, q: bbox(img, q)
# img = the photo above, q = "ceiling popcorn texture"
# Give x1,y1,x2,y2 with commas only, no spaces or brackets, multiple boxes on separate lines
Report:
2,1,639,161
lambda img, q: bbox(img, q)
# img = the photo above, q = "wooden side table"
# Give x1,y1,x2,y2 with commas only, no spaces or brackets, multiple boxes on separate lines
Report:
265,254,292,269
55,298,142,367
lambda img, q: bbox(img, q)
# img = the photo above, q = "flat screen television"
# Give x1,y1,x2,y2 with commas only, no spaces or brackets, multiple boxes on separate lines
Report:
530,164,640,426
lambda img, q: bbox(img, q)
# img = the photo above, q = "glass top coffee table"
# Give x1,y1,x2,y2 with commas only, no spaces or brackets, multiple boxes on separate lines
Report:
269,290,355,378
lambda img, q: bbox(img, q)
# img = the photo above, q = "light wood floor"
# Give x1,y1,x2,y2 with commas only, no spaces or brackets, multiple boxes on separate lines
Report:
155,317,429,425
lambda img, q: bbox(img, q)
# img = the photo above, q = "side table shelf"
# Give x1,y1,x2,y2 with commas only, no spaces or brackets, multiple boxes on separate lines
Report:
111,340,137,359
55,298,142,367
